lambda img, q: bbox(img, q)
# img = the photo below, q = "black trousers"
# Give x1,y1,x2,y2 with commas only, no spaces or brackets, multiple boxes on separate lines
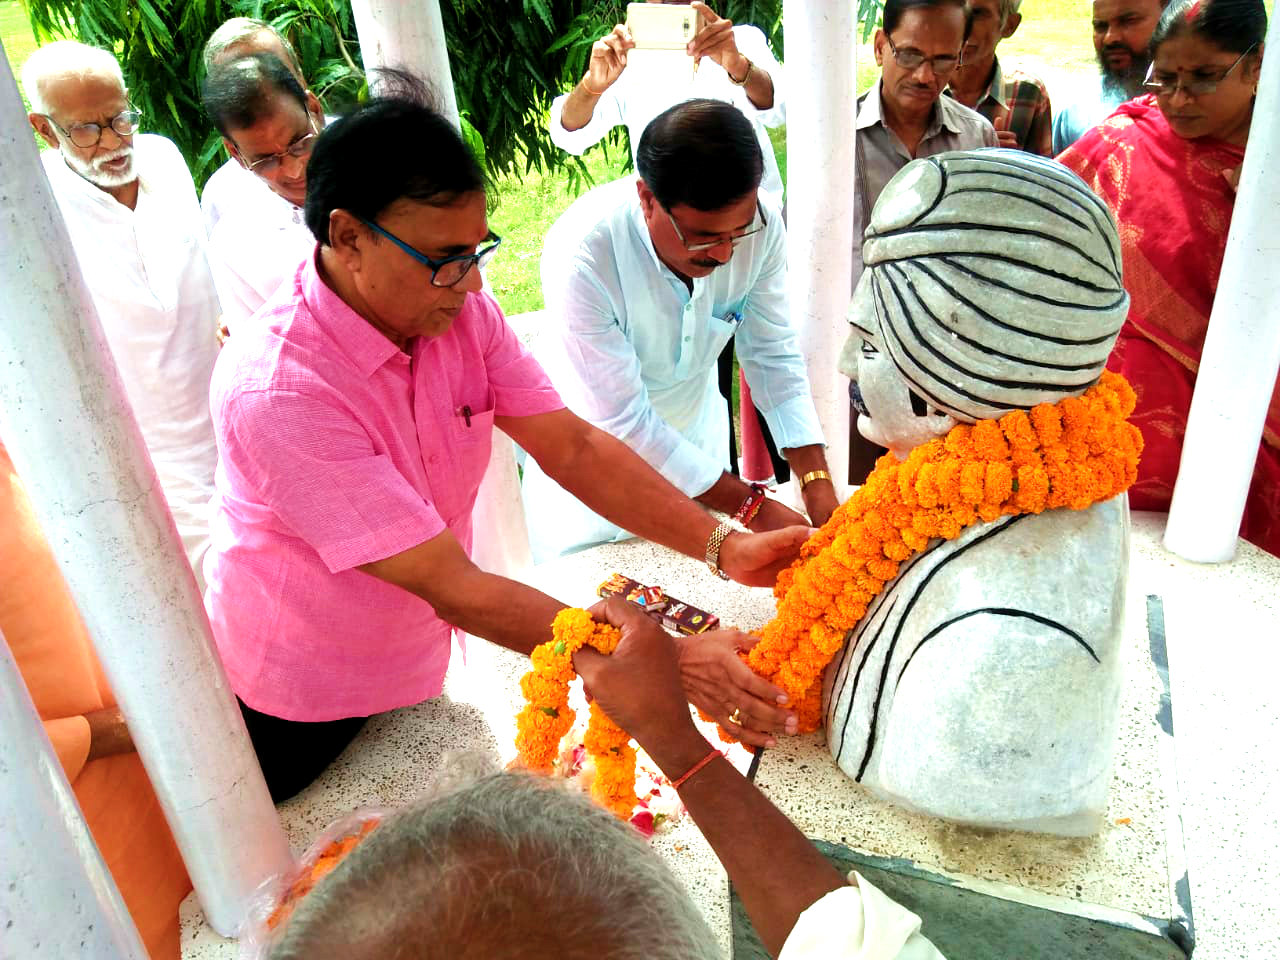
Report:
238,698,368,803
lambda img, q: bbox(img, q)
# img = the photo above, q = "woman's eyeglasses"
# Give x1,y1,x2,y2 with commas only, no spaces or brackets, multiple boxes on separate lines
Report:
39,109,141,148
1143,42,1258,98
360,218,502,287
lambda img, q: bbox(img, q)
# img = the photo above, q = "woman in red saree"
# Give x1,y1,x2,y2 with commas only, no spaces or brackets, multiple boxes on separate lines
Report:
1058,0,1278,555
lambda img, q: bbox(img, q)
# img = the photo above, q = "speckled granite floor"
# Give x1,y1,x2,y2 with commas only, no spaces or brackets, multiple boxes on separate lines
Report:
180,512,1280,959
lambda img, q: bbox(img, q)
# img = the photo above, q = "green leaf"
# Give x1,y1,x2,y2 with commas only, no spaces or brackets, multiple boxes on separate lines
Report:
553,640,567,655
539,706,559,718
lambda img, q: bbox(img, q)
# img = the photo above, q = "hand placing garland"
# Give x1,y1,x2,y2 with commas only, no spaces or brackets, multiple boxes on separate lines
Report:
515,372,1143,810
515,607,638,818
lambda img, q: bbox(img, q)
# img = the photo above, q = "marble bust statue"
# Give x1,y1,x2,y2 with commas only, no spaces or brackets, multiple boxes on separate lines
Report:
826,150,1132,835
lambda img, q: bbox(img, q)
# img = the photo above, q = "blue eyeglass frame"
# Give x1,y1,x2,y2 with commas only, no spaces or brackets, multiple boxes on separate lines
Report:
359,217,502,287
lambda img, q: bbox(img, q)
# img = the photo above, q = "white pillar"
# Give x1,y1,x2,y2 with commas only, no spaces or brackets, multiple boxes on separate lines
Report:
784,1,855,493
351,0,459,126
1163,17,1280,563
0,43,292,936
0,631,149,960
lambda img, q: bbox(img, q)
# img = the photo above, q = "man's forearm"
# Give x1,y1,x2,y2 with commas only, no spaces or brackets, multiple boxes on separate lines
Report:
559,81,603,132
546,426,720,562
731,53,774,110
428,569,567,656
643,724,847,956
696,469,754,516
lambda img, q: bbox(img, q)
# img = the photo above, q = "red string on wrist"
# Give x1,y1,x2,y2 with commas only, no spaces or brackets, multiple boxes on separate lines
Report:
733,482,768,526
671,747,724,789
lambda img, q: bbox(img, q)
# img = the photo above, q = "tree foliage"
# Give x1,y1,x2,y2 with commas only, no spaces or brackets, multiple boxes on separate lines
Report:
19,0,883,192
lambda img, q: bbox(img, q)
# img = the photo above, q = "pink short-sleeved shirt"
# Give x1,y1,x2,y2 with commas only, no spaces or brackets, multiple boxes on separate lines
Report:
205,249,564,721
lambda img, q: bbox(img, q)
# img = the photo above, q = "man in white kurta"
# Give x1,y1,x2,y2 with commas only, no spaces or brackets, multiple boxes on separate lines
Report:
549,1,787,204
200,52,324,329
523,101,835,562
26,42,220,588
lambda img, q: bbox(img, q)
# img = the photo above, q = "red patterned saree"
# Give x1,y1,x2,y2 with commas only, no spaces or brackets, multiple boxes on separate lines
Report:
1059,95,1280,556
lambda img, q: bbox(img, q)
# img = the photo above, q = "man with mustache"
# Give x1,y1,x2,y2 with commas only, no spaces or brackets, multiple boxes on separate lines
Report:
1051,0,1169,153
523,99,838,562
25,41,220,589
200,51,325,330
855,0,999,288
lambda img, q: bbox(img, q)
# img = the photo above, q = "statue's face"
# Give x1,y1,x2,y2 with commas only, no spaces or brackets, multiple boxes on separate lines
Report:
840,271,956,460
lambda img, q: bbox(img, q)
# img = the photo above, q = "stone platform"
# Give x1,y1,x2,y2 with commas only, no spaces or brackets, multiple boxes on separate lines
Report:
180,513,1280,959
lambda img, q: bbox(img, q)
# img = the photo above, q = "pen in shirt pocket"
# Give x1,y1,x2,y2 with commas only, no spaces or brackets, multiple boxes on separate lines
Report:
457,404,472,427
724,311,744,326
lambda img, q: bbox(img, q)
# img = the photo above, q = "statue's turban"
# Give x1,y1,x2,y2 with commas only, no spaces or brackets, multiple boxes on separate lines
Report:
861,149,1128,421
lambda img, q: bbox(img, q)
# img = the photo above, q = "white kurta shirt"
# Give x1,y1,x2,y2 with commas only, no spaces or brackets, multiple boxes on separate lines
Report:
548,24,787,204
204,168,315,329
521,176,823,562
42,134,220,583
779,872,945,959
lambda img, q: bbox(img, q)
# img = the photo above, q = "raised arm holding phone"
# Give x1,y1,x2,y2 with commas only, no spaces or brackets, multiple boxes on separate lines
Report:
550,1,788,203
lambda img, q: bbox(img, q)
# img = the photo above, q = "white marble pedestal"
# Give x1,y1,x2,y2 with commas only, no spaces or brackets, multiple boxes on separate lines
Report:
180,513,1280,960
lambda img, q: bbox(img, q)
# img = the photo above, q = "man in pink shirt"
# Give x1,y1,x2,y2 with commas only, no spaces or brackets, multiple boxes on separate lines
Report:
206,73,808,801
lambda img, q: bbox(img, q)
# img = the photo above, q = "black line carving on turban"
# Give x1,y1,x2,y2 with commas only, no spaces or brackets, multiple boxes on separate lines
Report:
860,149,1130,422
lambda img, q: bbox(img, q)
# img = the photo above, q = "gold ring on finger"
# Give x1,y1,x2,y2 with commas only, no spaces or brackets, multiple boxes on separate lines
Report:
729,708,742,725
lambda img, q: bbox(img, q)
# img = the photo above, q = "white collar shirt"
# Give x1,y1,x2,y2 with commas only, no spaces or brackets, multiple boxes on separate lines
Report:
548,24,787,204
522,175,823,561
204,170,316,329
854,81,998,288
41,134,220,573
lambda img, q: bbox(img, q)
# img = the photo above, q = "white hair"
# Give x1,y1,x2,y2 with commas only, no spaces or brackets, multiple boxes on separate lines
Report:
21,40,124,116
202,17,302,76
998,0,1024,22
861,150,1128,422
266,755,721,960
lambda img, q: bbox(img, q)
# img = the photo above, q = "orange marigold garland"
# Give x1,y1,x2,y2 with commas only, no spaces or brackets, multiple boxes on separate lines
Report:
745,371,1143,733
515,607,638,818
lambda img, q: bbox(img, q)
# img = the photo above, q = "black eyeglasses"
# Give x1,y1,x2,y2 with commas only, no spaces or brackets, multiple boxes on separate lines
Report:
360,218,502,287
884,35,962,77
1142,42,1258,97
39,109,141,148
244,116,320,176
665,200,767,252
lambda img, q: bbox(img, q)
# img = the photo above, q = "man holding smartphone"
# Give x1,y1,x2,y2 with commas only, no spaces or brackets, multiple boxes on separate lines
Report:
550,1,787,205
524,99,838,563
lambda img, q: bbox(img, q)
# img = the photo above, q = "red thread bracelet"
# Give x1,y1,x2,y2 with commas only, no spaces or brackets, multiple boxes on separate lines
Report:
671,747,723,789
733,482,768,526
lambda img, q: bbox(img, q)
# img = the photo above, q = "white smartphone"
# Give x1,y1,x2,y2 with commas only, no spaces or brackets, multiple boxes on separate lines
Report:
625,3,702,51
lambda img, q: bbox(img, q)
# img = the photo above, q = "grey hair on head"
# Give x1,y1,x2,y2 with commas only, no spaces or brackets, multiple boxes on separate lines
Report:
21,40,124,116
266,754,721,960
860,149,1128,422
202,17,303,77
996,0,1024,23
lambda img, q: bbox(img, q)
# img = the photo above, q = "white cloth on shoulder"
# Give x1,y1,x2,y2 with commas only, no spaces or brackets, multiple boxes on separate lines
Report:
779,871,945,960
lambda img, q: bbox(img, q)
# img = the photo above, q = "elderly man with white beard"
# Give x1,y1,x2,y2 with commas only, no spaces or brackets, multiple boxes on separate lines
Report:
25,41,221,589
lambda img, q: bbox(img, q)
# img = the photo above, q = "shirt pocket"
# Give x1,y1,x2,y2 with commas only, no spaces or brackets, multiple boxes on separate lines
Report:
447,387,496,512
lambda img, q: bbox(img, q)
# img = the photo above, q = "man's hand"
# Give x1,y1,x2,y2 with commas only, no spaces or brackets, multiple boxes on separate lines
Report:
585,24,634,94
718,525,810,587
996,129,1019,148
688,2,746,78
675,629,796,748
573,598,698,747
748,496,808,533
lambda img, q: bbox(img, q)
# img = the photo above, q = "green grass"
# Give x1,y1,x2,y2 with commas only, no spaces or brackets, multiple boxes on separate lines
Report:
1,0,43,108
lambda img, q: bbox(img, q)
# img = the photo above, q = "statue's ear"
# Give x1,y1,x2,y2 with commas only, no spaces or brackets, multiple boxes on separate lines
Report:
928,406,958,438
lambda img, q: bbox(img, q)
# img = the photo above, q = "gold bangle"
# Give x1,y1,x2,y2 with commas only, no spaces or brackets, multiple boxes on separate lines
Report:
704,519,734,581
728,56,752,86
800,469,832,490
581,74,606,97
